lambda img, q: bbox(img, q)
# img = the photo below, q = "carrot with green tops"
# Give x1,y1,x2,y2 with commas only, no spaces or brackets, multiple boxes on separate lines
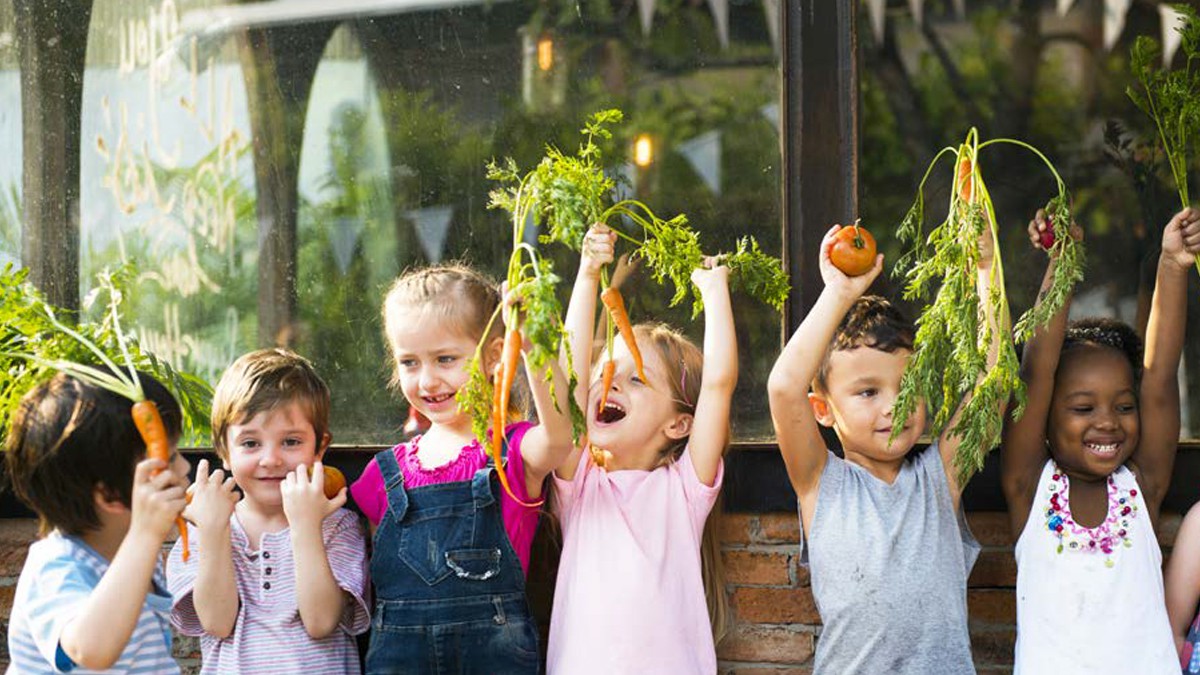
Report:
957,155,974,203
597,359,616,416
600,286,646,385
492,325,542,507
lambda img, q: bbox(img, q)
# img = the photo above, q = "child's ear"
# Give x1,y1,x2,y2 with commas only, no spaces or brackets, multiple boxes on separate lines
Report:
93,484,130,515
663,412,694,440
809,392,834,428
482,335,505,375
316,432,332,459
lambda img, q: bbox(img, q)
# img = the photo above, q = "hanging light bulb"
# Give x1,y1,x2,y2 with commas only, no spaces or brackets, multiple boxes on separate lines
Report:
634,133,654,167
537,34,554,72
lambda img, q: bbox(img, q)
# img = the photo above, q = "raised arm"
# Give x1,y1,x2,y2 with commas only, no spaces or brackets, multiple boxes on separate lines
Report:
185,459,240,638
936,212,1008,505
284,461,350,640
1001,211,1080,536
515,288,577,496
1131,207,1199,519
557,224,615,481
768,225,882,529
687,260,737,487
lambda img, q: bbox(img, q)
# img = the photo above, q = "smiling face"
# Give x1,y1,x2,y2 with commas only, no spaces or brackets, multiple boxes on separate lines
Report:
388,310,491,435
1048,344,1139,481
587,331,696,468
226,401,326,511
811,346,926,469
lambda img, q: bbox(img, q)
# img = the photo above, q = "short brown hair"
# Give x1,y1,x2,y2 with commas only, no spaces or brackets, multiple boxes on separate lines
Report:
211,349,330,461
814,295,915,392
5,371,182,536
381,264,502,389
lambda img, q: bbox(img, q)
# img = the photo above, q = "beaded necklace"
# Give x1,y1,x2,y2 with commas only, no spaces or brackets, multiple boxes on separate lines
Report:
1044,462,1138,568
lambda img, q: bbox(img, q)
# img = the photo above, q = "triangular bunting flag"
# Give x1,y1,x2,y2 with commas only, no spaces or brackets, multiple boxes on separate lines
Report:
760,102,780,131
407,205,454,263
1056,0,1075,17
637,0,655,37
952,0,965,19
707,0,729,48
1103,0,1132,51
762,0,780,55
908,0,924,29
678,130,722,196
1161,4,1188,66
330,216,364,275
867,0,886,44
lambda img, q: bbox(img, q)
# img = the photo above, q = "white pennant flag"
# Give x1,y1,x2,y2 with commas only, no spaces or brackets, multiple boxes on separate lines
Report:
678,130,722,196
762,0,780,55
1056,0,1075,17
1161,4,1188,66
1103,0,1133,51
407,205,454,263
908,0,924,29
707,0,729,48
867,0,886,43
760,102,779,131
637,0,655,37
330,216,364,276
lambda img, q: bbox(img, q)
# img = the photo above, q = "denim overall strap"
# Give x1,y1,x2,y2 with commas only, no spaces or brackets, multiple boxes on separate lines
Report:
375,447,409,523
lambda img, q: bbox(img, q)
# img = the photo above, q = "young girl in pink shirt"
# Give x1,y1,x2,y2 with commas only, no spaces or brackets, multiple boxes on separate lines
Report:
349,264,576,674
548,225,735,675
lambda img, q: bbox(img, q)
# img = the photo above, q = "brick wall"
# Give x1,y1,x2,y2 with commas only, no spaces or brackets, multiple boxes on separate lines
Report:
0,511,1183,673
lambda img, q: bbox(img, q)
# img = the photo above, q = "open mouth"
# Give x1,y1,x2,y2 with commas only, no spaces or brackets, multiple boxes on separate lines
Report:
422,393,455,405
1084,441,1121,457
596,400,627,424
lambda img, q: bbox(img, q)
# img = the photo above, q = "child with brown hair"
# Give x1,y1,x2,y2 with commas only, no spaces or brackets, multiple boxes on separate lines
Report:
6,371,189,673
545,224,735,674
168,348,370,673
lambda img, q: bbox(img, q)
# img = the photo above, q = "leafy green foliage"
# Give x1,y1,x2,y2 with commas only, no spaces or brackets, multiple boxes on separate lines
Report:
891,130,1085,482
0,265,213,444
1127,5,1200,276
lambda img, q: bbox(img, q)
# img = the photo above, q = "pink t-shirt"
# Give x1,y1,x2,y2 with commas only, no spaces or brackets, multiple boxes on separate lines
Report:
349,421,541,574
547,447,723,675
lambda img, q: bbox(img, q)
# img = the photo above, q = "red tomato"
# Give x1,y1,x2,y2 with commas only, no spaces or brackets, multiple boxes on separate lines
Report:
830,224,877,276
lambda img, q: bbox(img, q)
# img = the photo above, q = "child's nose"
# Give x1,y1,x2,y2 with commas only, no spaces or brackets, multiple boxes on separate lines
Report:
259,445,284,466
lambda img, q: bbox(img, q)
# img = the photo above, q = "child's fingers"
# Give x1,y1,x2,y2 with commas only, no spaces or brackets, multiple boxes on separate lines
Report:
195,458,210,483
312,461,326,490
222,475,238,494
328,487,348,510
134,458,166,484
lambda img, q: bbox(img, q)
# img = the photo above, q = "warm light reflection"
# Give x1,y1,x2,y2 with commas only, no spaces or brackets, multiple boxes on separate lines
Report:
634,133,653,167
537,35,554,71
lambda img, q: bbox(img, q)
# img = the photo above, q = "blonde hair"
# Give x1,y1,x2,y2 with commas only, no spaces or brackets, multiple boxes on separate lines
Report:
381,264,502,390
621,322,730,644
211,349,330,462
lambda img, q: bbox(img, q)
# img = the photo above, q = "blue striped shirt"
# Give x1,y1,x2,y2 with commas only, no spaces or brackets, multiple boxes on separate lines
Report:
6,532,179,674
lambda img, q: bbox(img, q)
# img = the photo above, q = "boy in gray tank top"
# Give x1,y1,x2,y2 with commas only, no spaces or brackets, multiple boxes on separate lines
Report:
767,224,1001,674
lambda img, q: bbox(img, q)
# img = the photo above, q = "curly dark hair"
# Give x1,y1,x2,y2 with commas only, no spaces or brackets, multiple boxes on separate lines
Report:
1061,317,1143,384
814,295,915,393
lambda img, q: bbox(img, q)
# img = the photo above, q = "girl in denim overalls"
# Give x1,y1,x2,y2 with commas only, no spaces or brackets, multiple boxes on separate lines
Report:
349,265,576,674
546,226,735,674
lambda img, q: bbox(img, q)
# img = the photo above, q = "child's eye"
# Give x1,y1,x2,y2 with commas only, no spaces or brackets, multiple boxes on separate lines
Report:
399,358,418,368
438,355,458,365
1070,406,1093,414
284,438,303,447
239,439,259,450
631,375,645,385
857,389,877,398
1117,403,1137,414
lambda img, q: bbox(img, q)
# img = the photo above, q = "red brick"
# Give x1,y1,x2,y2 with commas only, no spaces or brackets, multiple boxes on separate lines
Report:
971,627,1016,666
0,520,39,578
731,586,822,624
0,584,15,618
717,624,815,664
758,514,800,544
968,549,1017,587
968,589,1016,625
967,512,1015,547
720,514,758,546
724,550,794,586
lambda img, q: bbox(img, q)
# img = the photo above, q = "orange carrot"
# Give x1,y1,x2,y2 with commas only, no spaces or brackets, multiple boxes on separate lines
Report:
597,359,616,415
600,287,646,384
132,400,188,562
492,327,541,507
957,155,974,203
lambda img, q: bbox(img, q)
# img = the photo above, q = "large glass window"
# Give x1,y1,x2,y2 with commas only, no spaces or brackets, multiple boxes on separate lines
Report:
859,2,1200,438
10,0,783,444
0,6,18,268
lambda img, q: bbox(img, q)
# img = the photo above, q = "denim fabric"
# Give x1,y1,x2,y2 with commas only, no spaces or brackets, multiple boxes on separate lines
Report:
365,442,539,675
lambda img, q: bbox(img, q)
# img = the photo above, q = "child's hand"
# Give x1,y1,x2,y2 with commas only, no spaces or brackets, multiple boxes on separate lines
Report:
1161,207,1200,271
580,224,616,280
281,461,346,530
690,256,731,296
610,252,639,290
1027,209,1083,256
819,224,883,299
129,458,188,542
184,458,238,532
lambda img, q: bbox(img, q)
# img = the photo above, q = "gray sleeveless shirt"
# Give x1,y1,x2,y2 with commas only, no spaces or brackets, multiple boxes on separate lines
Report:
800,444,980,674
